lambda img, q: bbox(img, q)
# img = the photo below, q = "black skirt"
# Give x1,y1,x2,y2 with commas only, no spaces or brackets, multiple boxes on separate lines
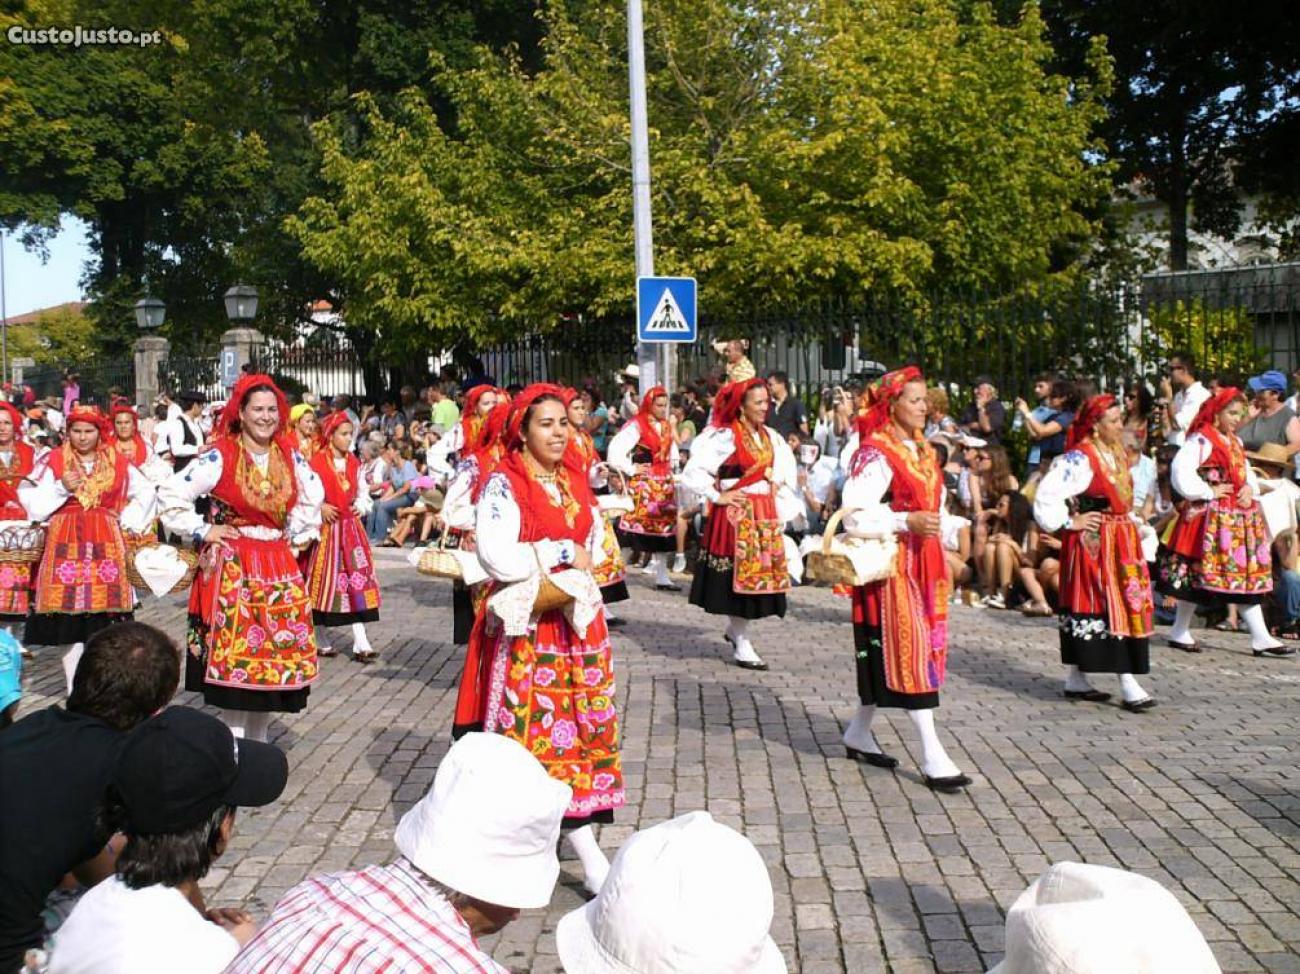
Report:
688,558,786,619
24,612,133,647
313,608,380,628
452,581,474,646
623,531,675,554
853,619,938,711
1058,613,1150,674
184,614,310,713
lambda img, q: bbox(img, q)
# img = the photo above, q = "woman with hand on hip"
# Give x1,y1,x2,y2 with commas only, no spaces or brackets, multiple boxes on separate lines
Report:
472,384,623,895
1033,395,1158,711
839,368,970,793
682,378,798,671
158,374,325,742
301,412,381,662
1157,387,1291,657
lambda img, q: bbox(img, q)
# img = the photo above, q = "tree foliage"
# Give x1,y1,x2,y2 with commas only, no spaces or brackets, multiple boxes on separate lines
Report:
290,0,1113,351
4,305,98,365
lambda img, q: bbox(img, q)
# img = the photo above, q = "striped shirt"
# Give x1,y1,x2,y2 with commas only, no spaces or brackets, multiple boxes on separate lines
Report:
226,858,508,974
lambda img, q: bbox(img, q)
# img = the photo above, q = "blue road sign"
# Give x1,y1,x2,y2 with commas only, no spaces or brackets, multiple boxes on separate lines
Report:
637,276,697,343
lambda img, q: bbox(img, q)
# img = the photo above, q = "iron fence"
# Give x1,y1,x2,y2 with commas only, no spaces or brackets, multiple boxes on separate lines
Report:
251,331,367,401
22,359,135,406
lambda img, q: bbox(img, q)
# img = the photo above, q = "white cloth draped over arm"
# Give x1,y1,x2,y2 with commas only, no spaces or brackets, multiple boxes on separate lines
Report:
840,452,910,539
474,473,579,583
18,460,70,522
1032,450,1092,533
427,424,464,481
606,423,640,477
286,451,324,546
1171,435,1215,502
158,448,224,541
118,466,158,534
768,426,801,524
441,459,478,532
682,427,732,504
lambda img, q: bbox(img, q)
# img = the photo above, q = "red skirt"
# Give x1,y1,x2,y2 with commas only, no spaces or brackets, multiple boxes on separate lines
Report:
300,512,381,625
33,509,133,616
688,494,788,618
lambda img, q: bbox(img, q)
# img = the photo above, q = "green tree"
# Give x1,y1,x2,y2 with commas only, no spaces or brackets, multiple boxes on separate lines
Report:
5,305,98,365
291,0,1112,354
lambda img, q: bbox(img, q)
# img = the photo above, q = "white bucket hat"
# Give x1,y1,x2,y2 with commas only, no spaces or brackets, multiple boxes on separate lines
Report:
394,733,571,910
556,811,787,974
988,862,1221,974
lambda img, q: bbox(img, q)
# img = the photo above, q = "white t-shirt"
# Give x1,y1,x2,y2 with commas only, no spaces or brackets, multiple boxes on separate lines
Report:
1130,454,1157,510
49,877,240,974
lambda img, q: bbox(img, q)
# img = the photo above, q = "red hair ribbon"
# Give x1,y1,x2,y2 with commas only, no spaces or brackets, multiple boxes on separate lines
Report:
710,378,766,428
1066,394,1117,451
856,366,923,440
1189,386,1244,438
504,383,568,450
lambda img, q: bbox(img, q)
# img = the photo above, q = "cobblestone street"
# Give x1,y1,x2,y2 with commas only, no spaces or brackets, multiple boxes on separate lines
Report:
18,550,1300,972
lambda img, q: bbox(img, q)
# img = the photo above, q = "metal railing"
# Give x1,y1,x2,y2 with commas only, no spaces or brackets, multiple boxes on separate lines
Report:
23,360,135,406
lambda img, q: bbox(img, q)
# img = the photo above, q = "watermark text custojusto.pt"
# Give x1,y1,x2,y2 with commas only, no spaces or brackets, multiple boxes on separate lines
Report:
6,25,163,48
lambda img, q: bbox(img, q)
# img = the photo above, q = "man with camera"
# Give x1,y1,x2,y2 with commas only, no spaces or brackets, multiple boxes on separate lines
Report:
1157,351,1210,447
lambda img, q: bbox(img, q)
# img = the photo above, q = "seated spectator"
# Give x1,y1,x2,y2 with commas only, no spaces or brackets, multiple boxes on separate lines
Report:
0,622,179,974
556,811,786,974
49,707,289,974
990,862,1219,973
957,376,1006,443
227,733,571,974
978,491,1033,609
1018,522,1061,617
371,442,420,544
923,386,960,439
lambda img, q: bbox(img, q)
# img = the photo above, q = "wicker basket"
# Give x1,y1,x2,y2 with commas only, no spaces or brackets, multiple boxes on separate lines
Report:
126,543,200,595
805,508,898,587
417,525,463,580
0,524,45,565
532,549,575,614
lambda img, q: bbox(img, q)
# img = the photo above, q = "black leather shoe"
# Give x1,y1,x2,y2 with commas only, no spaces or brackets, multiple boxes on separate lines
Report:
605,617,627,629
846,747,899,769
1121,697,1157,713
655,583,681,592
1063,689,1112,702
923,773,972,793
734,657,769,671
1254,644,1297,658
1167,638,1201,653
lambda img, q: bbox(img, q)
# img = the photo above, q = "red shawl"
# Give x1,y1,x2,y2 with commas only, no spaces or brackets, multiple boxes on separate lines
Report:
1075,439,1133,514
0,426,34,519
634,386,673,474
726,420,776,491
46,446,131,514
310,445,359,509
498,449,594,545
469,401,511,502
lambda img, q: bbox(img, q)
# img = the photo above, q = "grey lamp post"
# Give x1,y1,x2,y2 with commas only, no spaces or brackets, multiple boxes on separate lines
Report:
132,296,168,408
221,285,263,387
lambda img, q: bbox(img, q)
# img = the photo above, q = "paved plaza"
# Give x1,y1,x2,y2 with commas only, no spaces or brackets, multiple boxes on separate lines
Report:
18,551,1300,972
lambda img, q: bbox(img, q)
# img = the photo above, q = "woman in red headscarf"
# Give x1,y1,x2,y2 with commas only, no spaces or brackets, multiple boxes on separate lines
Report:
109,401,152,469
158,374,326,742
564,387,629,618
20,407,157,649
681,377,798,671
300,411,381,663
0,402,38,619
1155,387,1289,657
837,368,970,792
427,384,500,484
470,383,623,894
1033,395,1160,710
442,397,510,654
607,385,679,590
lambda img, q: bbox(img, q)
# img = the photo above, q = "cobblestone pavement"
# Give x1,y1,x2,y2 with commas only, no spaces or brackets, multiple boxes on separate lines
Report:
18,550,1300,972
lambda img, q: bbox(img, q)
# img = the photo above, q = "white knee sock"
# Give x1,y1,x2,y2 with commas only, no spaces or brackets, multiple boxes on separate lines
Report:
351,623,372,655
1117,673,1149,703
62,642,85,697
1240,605,1281,650
603,605,620,623
1169,600,1198,644
1063,665,1095,692
223,709,272,743
908,709,961,779
566,825,610,895
726,617,763,663
654,555,671,587
843,704,884,754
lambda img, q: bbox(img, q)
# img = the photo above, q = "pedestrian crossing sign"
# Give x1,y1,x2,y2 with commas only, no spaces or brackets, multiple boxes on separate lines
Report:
637,276,697,343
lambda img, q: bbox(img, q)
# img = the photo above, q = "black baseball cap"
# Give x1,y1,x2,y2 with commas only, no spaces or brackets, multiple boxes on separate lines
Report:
113,706,288,835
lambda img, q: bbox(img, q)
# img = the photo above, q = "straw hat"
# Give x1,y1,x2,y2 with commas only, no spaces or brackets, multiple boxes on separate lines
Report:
393,733,571,910
987,862,1220,974
1246,442,1292,475
556,811,787,974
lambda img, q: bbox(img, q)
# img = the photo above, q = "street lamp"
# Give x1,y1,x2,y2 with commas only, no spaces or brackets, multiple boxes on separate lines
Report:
133,296,166,330
223,285,258,323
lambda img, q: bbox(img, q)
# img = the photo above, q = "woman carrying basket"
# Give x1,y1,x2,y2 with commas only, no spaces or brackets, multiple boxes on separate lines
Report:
301,411,382,662
159,373,324,742
838,368,970,792
471,383,623,895
1033,395,1159,711
0,402,37,622
20,408,157,654
682,378,798,671
1156,386,1291,658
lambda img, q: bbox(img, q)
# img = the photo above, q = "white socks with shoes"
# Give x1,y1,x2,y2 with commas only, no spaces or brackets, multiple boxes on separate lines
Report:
726,617,764,665
1117,673,1150,704
908,709,962,779
1063,665,1096,693
223,709,272,743
1169,601,1198,645
1240,605,1283,650
62,642,84,697
351,622,374,657
566,825,611,896
842,704,884,756
653,555,672,587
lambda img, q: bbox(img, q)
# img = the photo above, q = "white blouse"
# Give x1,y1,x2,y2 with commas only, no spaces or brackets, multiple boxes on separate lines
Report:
680,425,798,507
157,446,324,546
839,440,953,540
1032,450,1095,533
427,424,467,482
19,456,157,534
474,472,605,584
1171,432,1258,502
441,457,479,532
606,420,680,477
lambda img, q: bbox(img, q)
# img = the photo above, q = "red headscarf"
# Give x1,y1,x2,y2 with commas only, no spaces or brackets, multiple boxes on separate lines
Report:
216,374,294,462
504,383,567,450
316,410,354,452
459,384,496,446
468,401,511,501
499,383,594,539
0,402,24,442
1189,386,1244,438
1066,394,1117,450
634,385,672,470
856,366,923,440
65,406,112,441
108,401,148,462
710,378,766,428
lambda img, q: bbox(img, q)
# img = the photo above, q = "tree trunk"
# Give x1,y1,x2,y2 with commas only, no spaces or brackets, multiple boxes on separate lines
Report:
1167,122,1190,271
